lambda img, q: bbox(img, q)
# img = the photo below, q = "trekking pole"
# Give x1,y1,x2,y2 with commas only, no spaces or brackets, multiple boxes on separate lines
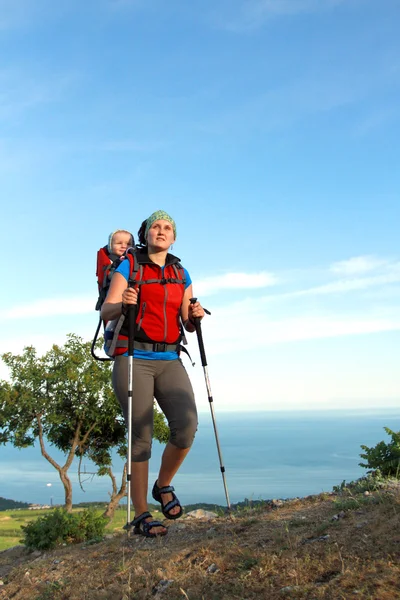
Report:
125,300,137,530
189,298,231,511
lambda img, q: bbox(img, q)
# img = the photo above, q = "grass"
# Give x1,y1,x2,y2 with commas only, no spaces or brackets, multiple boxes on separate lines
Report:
0,505,164,552
0,536,20,551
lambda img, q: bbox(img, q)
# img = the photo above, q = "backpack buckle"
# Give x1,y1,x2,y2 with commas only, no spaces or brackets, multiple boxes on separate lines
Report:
153,343,168,352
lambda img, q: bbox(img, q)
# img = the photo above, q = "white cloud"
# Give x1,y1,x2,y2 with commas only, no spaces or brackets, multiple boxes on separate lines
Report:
330,255,388,276
293,271,400,297
2,255,400,411
4,257,400,320
3,271,276,320
196,271,277,297
5,296,94,319
291,261,400,298
200,302,400,356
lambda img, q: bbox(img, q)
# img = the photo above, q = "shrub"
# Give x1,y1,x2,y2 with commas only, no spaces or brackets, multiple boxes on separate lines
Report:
21,508,107,551
359,427,400,478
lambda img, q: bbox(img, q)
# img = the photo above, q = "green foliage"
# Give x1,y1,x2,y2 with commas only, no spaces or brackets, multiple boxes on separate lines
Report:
21,508,107,551
333,472,386,496
0,496,30,511
153,405,170,444
35,581,64,600
238,555,258,571
0,334,170,510
0,335,118,455
0,504,164,551
359,427,400,478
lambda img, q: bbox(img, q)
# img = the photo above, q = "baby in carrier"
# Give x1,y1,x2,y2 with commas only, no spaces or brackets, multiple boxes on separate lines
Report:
92,230,134,360
96,230,134,310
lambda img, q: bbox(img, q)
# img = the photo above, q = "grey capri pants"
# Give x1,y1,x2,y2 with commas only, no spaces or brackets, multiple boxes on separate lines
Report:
112,356,198,462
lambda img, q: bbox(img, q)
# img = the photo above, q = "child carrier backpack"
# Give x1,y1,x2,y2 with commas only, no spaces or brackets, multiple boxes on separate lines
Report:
91,242,135,362
102,247,193,363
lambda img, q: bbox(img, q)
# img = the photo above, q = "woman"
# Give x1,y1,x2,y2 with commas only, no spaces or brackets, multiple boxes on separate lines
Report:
101,210,205,537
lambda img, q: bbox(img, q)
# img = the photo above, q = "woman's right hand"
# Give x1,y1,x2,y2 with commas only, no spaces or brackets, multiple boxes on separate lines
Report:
122,286,138,306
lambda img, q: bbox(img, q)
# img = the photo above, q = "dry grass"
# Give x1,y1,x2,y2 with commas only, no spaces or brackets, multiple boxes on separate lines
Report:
0,487,399,600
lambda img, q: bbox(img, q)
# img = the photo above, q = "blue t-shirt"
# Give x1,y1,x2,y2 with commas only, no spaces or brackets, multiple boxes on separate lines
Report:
115,258,192,360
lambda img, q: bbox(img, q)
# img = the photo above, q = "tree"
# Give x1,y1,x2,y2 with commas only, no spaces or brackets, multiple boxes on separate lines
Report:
0,334,169,516
359,427,400,478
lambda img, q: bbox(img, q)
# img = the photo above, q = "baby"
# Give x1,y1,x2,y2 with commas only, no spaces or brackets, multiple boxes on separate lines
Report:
108,229,134,260
96,229,134,309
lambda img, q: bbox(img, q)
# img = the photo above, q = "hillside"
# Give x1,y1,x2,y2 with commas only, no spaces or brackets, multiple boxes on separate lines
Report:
0,498,30,511
0,482,399,600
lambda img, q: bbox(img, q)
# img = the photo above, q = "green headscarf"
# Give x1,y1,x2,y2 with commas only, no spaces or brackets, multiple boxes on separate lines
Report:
144,210,177,240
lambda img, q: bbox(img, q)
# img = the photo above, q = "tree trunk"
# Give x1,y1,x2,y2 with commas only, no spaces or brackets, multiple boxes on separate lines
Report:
36,414,80,513
59,469,74,513
102,463,127,521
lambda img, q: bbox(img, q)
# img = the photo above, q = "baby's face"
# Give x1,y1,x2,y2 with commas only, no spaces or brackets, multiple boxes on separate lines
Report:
112,232,131,256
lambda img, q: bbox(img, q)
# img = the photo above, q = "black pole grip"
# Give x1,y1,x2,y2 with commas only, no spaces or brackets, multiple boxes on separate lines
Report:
127,304,137,357
189,298,208,367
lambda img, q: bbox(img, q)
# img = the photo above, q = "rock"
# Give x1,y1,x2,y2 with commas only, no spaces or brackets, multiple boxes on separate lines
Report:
280,586,300,595
331,511,346,521
0,580,4,586
152,579,174,594
31,550,42,558
207,563,219,574
185,509,218,520
170,522,186,530
356,521,368,529
271,499,284,508
23,571,32,584
302,534,330,545
364,491,370,496
385,479,400,490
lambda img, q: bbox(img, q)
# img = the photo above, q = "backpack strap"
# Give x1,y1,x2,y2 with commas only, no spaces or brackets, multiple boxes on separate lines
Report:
123,247,140,286
105,314,127,357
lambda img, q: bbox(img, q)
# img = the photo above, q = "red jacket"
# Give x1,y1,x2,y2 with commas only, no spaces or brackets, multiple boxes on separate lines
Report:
118,249,187,348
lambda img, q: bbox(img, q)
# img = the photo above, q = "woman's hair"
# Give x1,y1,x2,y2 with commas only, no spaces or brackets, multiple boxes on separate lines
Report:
137,219,148,248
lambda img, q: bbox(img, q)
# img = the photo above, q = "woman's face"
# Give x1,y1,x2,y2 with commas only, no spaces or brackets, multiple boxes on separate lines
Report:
147,219,175,250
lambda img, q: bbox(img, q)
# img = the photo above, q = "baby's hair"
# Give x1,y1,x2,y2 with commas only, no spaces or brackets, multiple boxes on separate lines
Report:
137,220,148,248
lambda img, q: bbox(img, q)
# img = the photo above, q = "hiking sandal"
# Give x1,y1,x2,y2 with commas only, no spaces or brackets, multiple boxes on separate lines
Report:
131,511,167,538
152,481,183,520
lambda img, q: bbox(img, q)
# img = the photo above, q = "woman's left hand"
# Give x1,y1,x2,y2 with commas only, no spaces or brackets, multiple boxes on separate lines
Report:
189,300,205,322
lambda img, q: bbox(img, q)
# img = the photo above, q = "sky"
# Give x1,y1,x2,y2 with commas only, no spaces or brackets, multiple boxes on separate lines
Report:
1,0,399,412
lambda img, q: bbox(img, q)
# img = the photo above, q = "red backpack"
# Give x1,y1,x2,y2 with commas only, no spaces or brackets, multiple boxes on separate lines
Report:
91,244,134,361
104,248,188,358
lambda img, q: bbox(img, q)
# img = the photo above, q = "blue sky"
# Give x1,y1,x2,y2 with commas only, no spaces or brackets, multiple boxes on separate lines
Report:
1,0,399,411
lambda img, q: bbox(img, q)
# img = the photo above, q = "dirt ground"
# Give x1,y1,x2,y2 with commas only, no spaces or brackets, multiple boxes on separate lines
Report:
1,486,399,600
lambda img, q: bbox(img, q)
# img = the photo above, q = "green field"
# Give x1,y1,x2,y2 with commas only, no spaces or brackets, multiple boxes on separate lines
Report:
0,504,163,552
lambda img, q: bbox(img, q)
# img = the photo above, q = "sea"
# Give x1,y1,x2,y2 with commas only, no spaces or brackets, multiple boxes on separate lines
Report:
1,408,399,507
